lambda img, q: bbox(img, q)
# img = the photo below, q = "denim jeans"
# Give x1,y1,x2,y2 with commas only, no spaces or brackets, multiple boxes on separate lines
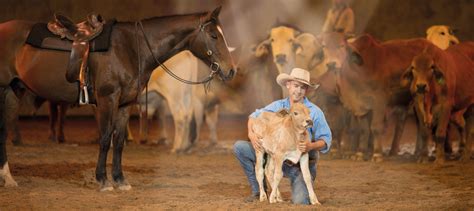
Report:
233,140,317,204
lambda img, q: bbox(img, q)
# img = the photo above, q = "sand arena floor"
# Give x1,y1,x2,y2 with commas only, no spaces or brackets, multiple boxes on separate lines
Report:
0,117,473,210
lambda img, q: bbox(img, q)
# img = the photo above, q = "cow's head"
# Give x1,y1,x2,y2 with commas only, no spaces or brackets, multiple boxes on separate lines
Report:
426,25,459,50
289,102,312,133
255,25,302,75
312,32,363,75
401,52,446,95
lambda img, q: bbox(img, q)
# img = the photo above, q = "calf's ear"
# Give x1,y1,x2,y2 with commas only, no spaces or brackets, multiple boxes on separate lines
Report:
401,66,414,87
432,65,446,85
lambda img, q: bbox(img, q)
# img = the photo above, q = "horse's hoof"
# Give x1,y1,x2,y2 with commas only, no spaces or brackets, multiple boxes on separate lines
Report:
118,183,132,191
371,154,383,163
114,179,132,191
99,181,114,192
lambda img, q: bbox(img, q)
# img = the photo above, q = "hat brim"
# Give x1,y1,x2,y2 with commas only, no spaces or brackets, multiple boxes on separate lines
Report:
276,73,319,90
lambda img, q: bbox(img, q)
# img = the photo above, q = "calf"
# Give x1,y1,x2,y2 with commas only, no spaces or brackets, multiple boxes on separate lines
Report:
252,103,319,204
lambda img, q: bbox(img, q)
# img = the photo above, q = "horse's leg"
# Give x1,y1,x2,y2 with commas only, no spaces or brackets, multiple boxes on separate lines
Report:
48,102,59,143
95,95,118,191
112,106,132,190
56,103,68,143
0,88,17,187
5,88,22,146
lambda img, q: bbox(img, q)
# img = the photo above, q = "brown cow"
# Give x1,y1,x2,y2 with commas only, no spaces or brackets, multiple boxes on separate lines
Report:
402,43,474,164
317,32,433,162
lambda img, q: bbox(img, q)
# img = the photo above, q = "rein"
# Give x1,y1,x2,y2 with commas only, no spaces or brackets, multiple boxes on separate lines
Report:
134,19,220,86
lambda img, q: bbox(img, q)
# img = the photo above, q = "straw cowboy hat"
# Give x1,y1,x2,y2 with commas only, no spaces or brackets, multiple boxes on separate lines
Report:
276,68,319,89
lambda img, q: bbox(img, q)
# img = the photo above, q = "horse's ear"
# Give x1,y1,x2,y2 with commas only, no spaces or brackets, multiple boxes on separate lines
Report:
210,6,222,21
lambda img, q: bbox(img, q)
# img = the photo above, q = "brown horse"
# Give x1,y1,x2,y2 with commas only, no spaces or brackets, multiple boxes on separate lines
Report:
0,7,235,191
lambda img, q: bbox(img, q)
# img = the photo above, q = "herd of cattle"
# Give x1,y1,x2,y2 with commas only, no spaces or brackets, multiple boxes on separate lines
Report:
249,24,474,165
5,22,473,165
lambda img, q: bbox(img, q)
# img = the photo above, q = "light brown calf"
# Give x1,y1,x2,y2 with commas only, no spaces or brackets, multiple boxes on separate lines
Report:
252,103,319,204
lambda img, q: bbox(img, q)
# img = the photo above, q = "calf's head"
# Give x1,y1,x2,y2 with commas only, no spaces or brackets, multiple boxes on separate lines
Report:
289,103,312,132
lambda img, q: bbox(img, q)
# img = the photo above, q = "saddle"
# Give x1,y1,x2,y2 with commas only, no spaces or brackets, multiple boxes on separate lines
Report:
47,13,105,105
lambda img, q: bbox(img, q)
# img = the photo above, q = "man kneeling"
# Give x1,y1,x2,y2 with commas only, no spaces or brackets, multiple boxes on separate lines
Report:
233,68,332,204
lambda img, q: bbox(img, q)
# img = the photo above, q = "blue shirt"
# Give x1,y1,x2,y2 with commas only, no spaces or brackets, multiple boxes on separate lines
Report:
249,97,332,154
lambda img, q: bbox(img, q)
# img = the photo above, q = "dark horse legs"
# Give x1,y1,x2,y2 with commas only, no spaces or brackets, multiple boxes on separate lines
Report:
112,106,131,190
95,92,130,191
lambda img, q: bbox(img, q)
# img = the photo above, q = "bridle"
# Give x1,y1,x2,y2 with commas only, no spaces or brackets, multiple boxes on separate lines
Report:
134,15,223,86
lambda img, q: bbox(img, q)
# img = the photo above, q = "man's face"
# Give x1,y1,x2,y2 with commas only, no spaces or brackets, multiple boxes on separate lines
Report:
286,80,308,103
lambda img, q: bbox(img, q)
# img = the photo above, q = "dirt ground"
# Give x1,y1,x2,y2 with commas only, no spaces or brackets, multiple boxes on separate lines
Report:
0,116,473,210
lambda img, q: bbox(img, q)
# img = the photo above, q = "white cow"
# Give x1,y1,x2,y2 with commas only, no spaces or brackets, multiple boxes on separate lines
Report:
426,25,459,50
254,25,303,96
136,51,205,153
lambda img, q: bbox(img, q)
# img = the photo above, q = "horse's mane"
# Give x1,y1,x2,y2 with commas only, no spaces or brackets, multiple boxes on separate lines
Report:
118,11,208,24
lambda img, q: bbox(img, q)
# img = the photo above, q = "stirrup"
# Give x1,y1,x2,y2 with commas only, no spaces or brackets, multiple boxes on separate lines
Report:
79,85,89,105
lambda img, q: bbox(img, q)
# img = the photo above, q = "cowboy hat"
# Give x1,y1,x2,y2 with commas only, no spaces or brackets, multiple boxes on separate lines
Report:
276,68,319,89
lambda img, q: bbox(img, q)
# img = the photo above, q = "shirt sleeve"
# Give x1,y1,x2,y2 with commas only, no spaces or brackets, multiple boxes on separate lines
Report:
311,108,332,154
249,100,283,118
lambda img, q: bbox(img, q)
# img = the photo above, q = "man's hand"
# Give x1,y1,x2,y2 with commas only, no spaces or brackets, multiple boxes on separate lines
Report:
298,141,311,153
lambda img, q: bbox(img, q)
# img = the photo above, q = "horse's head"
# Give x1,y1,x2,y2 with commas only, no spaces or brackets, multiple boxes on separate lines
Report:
188,6,236,81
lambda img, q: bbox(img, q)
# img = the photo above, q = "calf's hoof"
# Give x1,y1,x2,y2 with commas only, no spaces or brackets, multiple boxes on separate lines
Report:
259,192,268,202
